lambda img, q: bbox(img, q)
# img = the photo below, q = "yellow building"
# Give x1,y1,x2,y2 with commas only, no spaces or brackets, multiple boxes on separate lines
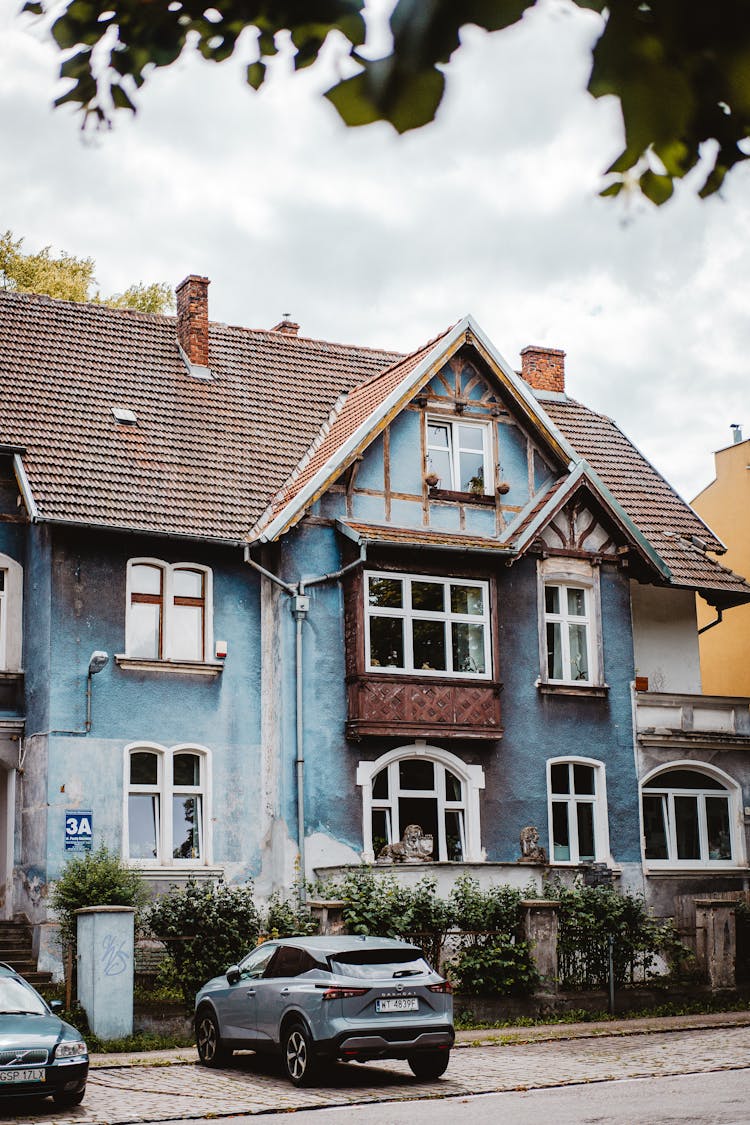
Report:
692,430,750,696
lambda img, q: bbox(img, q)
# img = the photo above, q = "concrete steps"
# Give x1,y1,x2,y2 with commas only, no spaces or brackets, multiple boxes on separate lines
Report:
0,922,52,988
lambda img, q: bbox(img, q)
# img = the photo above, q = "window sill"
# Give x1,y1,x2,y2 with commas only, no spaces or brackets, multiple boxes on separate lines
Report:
644,864,746,875
537,680,608,698
428,488,496,506
115,655,224,677
129,865,224,880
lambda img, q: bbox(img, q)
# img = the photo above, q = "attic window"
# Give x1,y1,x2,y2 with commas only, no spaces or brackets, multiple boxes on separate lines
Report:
112,407,138,425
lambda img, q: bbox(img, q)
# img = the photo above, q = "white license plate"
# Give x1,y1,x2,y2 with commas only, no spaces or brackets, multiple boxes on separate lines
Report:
375,997,418,1013
0,1069,45,1084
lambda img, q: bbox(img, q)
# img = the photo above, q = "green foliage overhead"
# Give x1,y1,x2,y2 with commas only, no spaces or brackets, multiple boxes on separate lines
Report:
50,843,147,949
21,0,750,203
0,230,175,312
144,877,261,1006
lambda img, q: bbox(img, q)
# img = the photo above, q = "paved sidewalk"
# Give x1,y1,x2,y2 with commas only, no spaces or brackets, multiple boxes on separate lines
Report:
88,1007,750,1069
0,1015,746,1124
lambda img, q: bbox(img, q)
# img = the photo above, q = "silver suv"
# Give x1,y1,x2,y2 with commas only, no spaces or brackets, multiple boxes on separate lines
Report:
195,936,454,1086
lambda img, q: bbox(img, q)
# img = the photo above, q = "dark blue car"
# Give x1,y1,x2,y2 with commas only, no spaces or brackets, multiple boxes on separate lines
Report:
0,963,88,1108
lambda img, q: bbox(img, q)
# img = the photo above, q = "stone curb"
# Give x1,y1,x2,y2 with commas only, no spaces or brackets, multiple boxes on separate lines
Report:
88,1009,750,1070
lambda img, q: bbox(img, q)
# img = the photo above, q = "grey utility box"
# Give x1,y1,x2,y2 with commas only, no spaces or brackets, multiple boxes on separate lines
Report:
76,906,135,1040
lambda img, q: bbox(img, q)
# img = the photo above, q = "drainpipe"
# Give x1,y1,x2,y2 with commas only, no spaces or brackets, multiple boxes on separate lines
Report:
243,542,366,897
698,608,723,635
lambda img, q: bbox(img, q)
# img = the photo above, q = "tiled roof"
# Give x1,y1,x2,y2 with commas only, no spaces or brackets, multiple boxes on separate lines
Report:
339,521,515,553
1,290,746,602
256,326,454,533
0,290,399,541
543,398,750,600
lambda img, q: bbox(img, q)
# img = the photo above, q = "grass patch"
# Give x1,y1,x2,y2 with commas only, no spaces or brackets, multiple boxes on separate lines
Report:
453,995,750,1031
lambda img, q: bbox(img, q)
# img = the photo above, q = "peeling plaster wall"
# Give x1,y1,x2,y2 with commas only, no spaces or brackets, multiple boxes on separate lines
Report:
36,528,263,920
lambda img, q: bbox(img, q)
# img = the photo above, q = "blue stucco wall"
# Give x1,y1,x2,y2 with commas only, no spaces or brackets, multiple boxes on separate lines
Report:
41,528,263,882
277,521,640,869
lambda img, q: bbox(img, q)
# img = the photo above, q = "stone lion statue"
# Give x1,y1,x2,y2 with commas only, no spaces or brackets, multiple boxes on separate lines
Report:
377,824,434,864
519,825,547,864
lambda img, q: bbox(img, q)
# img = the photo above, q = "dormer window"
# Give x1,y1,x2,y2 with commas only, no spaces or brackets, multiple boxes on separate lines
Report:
426,418,491,495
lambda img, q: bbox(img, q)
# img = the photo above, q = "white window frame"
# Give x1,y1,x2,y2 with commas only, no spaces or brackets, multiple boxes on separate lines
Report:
0,554,22,673
640,761,743,870
364,570,492,679
125,558,213,662
123,742,213,868
546,756,610,865
425,416,492,494
537,559,603,687
357,742,485,862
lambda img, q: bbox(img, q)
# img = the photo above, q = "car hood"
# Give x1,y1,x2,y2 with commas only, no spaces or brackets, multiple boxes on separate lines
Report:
0,1014,68,1047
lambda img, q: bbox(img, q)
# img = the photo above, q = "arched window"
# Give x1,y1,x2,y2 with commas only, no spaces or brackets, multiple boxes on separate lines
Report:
125,744,210,866
357,744,485,862
126,560,212,661
547,758,609,864
641,765,740,867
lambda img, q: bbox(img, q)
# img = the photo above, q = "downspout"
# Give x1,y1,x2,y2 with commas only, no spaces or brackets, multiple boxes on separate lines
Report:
698,607,723,635
243,542,366,898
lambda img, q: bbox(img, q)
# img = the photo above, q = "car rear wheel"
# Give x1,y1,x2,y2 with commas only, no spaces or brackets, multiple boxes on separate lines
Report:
53,1086,86,1108
282,1021,319,1087
196,1007,232,1068
408,1050,450,1080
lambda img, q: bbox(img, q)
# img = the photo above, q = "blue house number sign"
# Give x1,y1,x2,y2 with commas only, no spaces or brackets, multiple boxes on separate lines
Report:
65,811,93,852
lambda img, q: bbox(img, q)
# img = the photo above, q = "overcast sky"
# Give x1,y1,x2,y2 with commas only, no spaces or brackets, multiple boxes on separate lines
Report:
1,0,748,502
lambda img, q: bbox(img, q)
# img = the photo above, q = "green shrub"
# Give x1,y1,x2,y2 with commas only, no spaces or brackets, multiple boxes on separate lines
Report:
544,878,685,989
449,940,539,996
50,844,146,950
144,878,260,1006
262,892,319,939
449,875,525,939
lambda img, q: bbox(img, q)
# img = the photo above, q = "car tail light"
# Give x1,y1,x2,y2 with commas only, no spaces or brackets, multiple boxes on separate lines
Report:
322,987,370,1001
427,981,452,994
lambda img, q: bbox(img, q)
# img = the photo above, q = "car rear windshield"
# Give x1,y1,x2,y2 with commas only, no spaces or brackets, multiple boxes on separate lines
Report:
328,949,433,979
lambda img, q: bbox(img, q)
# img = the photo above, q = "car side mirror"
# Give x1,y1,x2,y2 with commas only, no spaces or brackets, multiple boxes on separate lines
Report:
49,1000,63,1013
226,965,241,986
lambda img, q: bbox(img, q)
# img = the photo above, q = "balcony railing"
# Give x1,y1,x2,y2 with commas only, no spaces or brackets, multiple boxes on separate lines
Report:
346,673,502,740
635,690,750,748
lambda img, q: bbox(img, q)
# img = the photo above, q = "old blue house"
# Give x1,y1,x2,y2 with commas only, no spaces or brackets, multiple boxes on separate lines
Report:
1,276,748,970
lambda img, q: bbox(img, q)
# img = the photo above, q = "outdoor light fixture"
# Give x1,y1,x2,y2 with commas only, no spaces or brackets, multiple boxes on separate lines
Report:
85,650,109,731
87,651,109,677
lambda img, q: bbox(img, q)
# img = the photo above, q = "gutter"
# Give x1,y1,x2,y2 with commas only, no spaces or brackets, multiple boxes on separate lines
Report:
12,454,39,522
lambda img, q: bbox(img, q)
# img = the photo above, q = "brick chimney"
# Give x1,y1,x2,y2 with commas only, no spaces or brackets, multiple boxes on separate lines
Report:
271,314,300,336
520,345,565,393
176,275,210,367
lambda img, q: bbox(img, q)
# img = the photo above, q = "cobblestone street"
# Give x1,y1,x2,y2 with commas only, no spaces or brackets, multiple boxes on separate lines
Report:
0,1016,747,1125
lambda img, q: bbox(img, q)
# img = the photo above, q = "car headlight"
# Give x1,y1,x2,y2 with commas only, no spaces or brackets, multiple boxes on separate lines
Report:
55,1040,87,1059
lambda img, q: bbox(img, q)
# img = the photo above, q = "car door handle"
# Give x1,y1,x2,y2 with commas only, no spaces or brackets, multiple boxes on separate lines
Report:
280,988,290,995
246,989,256,997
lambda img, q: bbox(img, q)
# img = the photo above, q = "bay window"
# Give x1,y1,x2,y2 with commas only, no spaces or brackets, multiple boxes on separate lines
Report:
365,572,491,678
